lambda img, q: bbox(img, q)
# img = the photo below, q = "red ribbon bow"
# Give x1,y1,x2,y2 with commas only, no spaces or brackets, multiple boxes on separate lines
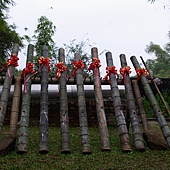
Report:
136,68,148,80
120,66,131,75
21,62,35,78
38,56,50,71
6,55,19,67
103,66,118,81
72,59,84,76
88,58,101,71
55,62,67,79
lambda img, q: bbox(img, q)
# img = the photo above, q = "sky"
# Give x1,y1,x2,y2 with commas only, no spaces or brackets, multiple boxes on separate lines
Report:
8,0,170,77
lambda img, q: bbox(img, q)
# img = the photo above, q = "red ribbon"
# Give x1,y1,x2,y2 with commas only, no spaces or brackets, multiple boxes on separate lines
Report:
6,54,19,67
21,62,35,78
103,66,118,81
6,55,19,77
136,68,148,80
21,62,35,94
38,56,50,72
72,59,84,76
55,62,67,79
120,66,131,75
88,58,101,87
120,66,131,84
88,58,101,71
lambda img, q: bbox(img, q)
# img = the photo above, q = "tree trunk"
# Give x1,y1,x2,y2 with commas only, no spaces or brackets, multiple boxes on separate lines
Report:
0,43,19,132
91,47,110,151
75,52,91,154
130,56,170,147
120,54,145,151
18,44,34,153
59,48,70,153
105,52,131,152
39,45,49,153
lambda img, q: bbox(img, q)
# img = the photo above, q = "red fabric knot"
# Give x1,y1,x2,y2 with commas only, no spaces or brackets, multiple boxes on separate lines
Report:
55,62,67,79
136,68,148,80
38,56,50,72
88,58,101,71
21,62,35,79
72,59,84,76
103,66,118,81
6,54,19,67
120,66,131,76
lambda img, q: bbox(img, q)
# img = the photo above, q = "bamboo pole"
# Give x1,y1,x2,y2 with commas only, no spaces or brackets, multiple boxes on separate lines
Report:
140,56,170,116
105,52,131,152
0,43,19,132
9,77,22,135
39,45,49,153
74,52,91,154
0,77,21,155
132,80,150,132
120,54,145,151
130,56,170,147
59,48,71,153
91,47,110,151
17,44,34,153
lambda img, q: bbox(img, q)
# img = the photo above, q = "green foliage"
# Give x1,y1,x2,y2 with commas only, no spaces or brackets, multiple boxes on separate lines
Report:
0,0,15,19
63,39,92,77
1,126,170,169
142,92,170,118
0,0,23,73
145,41,170,78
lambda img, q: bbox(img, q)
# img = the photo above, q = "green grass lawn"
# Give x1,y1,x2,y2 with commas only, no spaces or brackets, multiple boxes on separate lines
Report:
0,125,170,170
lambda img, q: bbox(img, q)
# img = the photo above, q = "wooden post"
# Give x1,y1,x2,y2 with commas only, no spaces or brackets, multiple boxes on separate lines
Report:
105,52,131,152
91,47,110,151
59,48,71,153
18,44,34,153
120,54,145,151
74,52,91,154
130,56,170,147
0,43,19,132
132,80,150,132
39,45,49,153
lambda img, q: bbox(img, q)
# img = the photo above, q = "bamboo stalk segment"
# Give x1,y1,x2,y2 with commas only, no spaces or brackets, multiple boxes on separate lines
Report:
132,80,150,132
130,56,170,147
9,77,22,135
39,45,49,153
0,43,19,132
74,52,91,154
91,47,110,151
120,54,145,151
17,44,34,153
105,52,131,152
58,48,71,153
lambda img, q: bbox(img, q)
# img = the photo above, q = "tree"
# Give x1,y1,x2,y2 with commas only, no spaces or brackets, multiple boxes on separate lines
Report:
24,16,57,75
63,39,93,77
145,38,170,78
0,0,23,75
0,0,15,19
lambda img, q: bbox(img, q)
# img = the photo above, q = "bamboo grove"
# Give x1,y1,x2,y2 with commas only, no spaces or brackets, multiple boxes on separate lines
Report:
0,43,170,155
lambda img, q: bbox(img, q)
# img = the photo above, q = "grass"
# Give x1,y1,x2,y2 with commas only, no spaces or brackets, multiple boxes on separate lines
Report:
0,125,170,170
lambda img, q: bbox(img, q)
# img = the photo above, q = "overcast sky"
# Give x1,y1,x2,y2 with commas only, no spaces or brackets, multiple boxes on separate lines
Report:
8,0,170,76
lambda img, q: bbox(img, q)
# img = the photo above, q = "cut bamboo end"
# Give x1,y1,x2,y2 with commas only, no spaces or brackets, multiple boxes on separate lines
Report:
61,149,71,154
121,143,131,153
39,149,49,154
101,148,111,151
